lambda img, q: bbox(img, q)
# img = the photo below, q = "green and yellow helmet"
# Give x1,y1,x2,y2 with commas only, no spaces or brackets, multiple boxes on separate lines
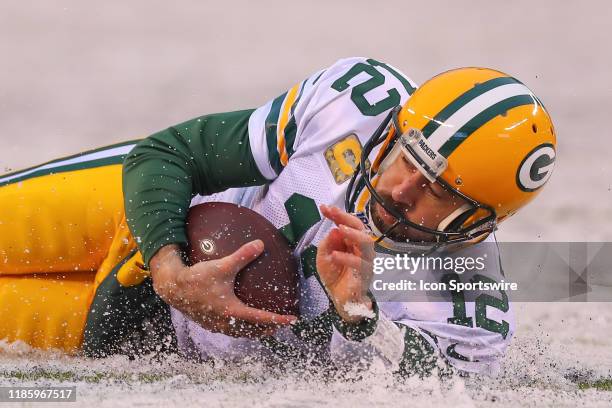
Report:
346,67,557,249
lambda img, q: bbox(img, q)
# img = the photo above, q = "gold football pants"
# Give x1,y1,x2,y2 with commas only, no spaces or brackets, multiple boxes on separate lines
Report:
0,142,155,353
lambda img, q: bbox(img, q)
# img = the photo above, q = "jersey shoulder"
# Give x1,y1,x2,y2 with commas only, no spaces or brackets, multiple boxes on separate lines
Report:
248,57,418,180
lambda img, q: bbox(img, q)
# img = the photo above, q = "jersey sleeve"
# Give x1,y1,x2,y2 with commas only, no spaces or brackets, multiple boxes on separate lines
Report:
328,305,438,377
327,235,514,377
329,299,514,377
246,67,326,180
122,109,268,266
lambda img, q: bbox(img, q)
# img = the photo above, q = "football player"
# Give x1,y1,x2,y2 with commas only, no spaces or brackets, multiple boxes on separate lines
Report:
0,57,556,377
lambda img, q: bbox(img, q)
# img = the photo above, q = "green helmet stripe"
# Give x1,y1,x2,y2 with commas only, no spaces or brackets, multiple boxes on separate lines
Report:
438,94,537,157
421,76,521,139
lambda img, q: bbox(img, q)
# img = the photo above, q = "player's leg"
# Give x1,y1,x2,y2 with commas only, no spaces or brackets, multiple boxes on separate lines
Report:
0,141,141,352
82,247,177,357
0,142,136,275
0,272,94,352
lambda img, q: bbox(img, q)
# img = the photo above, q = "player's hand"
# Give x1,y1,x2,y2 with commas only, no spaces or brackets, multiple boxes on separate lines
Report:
316,204,375,324
150,242,297,338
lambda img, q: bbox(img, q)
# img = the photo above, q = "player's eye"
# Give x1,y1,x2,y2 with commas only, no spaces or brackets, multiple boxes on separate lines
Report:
401,156,417,172
427,183,441,198
431,182,452,200
401,156,441,195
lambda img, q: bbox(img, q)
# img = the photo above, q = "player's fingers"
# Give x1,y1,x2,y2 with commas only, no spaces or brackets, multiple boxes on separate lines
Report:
217,239,264,276
338,225,376,261
317,228,346,255
331,250,369,271
327,228,348,251
227,302,297,326
320,204,365,231
338,224,374,245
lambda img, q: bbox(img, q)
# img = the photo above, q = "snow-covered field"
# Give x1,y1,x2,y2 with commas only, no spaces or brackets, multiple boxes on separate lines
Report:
1,1,611,406
2,302,612,407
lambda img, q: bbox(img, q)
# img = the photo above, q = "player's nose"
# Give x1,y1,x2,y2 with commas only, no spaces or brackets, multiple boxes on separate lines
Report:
390,170,427,206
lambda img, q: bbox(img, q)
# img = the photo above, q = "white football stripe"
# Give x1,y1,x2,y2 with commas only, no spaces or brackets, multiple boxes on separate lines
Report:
0,144,135,184
427,83,534,151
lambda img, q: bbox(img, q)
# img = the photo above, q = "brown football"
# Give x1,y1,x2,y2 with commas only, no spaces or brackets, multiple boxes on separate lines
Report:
185,202,300,317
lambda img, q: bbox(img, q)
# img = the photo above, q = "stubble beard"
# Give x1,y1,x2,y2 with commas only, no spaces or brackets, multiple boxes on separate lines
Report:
370,197,435,243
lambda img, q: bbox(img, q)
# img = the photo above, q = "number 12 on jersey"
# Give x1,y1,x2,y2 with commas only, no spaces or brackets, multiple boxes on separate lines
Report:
442,273,510,339
331,59,415,116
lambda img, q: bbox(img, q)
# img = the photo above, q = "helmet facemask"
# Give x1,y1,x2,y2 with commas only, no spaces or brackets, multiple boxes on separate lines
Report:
345,106,497,254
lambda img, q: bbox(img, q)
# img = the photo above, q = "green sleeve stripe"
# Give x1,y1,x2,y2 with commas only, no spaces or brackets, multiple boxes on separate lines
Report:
285,80,307,158
285,116,298,159
311,69,326,85
264,92,287,175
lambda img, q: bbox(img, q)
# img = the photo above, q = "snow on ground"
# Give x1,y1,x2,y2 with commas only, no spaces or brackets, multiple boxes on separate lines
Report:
1,1,611,406
1,302,611,407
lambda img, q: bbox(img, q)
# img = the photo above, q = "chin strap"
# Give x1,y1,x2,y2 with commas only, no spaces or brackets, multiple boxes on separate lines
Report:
436,204,474,232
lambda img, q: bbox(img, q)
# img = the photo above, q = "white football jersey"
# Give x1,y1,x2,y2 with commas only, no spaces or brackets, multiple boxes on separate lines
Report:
171,57,515,376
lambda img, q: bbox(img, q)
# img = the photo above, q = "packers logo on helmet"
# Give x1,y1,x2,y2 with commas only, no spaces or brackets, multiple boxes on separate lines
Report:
516,143,556,192
346,67,557,250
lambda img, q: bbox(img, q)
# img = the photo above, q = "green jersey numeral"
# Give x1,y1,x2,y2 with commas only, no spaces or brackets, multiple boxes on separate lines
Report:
442,273,474,328
330,59,410,116
443,273,510,339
